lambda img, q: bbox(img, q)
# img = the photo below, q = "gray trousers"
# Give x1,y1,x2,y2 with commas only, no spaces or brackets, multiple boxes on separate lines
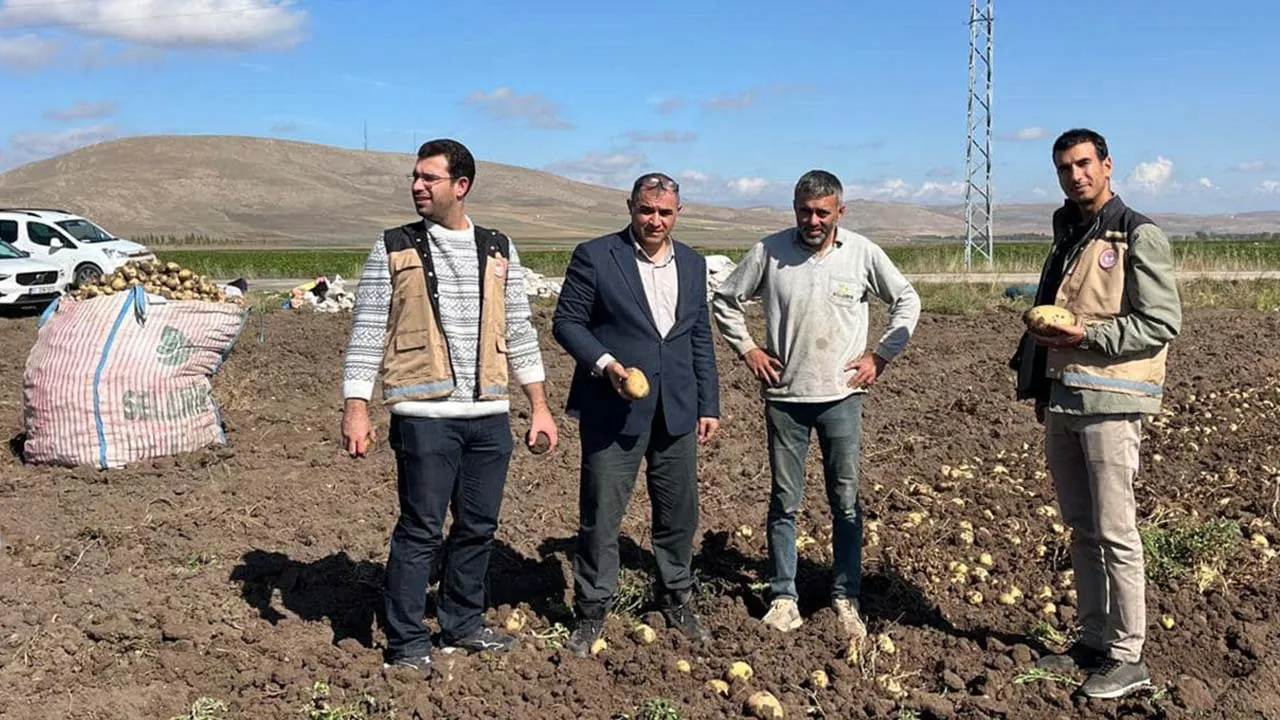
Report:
572,413,699,620
1044,411,1146,664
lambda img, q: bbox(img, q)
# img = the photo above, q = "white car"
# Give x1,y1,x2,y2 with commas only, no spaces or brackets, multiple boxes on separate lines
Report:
0,208,157,288
0,240,65,307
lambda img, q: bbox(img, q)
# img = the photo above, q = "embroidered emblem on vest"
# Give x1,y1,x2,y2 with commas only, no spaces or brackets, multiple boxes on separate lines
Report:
492,258,508,277
1099,248,1118,269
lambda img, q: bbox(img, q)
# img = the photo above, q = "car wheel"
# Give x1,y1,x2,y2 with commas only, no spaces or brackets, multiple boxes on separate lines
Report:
73,264,103,287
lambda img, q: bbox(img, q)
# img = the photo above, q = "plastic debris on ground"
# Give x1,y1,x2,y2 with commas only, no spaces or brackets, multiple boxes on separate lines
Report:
284,275,355,312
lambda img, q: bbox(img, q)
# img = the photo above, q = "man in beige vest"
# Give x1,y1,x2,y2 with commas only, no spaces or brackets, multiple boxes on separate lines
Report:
1011,128,1181,699
341,139,558,676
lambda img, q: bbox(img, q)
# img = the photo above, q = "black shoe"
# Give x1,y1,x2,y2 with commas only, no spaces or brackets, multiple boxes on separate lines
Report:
565,617,605,658
383,652,433,676
1079,658,1152,699
663,603,711,644
1036,640,1105,673
444,626,517,654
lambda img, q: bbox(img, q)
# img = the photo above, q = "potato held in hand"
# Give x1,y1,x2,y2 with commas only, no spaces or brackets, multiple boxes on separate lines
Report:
525,430,551,455
621,367,650,399
1024,305,1076,335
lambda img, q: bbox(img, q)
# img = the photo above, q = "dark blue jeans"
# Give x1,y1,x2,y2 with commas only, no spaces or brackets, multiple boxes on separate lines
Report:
383,413,512,658
764,394,864,601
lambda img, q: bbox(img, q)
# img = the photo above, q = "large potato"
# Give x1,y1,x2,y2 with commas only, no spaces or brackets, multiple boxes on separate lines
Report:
746,691,785,719
1024,305,1075,335
622,367,650,399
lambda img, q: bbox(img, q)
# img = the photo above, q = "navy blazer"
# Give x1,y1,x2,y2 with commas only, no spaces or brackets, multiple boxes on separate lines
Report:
552,228,721,438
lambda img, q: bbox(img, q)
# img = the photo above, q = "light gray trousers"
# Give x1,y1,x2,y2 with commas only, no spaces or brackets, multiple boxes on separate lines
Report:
1044,411,1146,664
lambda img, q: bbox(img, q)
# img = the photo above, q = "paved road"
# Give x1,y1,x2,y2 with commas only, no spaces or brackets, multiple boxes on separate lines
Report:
237,269,1280,294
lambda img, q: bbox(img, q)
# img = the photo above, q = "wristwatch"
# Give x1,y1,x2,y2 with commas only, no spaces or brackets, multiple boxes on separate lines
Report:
1077,331,1091,351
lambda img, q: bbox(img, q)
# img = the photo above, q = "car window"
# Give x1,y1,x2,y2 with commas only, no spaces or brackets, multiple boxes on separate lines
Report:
0,220,17,245
57,219,111,242
27,222,72,248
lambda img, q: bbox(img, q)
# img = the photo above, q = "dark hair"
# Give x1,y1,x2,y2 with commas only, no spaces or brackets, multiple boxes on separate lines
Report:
631,172,680,200
794,169,843,200
417,138,476,190
1052,128,1109,161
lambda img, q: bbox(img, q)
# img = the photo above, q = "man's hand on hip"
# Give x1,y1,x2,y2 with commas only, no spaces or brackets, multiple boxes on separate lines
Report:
845,352,888,389
342,399,375,458
697,417,719,445
743,348,784,387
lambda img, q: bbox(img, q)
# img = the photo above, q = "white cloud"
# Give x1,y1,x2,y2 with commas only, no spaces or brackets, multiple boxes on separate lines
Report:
44,100,117,121
0,0,307,49
703,90,755,110
625,130,697,144
650,96,686,114
544,150,646,188
844,178,966,203
1198,176,1217,190
913,180,967,201
1261,180,1280,195
1031,186,1048,197
463,87,573,130
78,39,163,69
1007,126,1048,142
9,122,118,158
1127,156,1174,193
1232,160,1272,173
727,177,769,197
0,33,62,69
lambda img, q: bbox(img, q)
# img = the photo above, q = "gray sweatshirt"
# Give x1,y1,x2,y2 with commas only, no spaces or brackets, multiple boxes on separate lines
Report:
711,227,921,403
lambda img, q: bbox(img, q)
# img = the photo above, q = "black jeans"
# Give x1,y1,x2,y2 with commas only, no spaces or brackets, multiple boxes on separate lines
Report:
572,410,699,620
383,413,512,658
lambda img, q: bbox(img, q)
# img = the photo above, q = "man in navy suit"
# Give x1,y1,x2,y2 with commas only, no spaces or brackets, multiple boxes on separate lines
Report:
552,172,721,656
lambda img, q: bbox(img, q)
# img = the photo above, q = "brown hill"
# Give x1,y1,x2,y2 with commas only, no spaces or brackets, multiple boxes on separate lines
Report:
1,135,1277,246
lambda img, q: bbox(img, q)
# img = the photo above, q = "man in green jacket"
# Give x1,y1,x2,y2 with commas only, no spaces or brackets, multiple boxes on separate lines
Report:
1012,128,1181,699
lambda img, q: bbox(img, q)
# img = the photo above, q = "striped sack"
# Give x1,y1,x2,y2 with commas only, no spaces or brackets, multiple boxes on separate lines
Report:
22,286,248,469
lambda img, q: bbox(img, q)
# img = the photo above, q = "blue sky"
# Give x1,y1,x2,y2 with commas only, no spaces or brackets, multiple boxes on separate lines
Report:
0,0,1277,213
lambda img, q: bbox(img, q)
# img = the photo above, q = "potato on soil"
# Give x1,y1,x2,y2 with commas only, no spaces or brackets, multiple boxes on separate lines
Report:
503,610,526,633
675,659,691,673
590,637,607,655
632,624,656,645
808,669,829,689
706,679,729,696
726,660,753,682
746,691,784,720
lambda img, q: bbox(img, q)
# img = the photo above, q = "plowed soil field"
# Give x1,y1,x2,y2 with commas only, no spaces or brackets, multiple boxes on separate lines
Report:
1,302,1278,720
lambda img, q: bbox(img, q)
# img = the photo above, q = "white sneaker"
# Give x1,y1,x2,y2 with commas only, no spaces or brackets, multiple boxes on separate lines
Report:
832,596,867,641
761,597,803,632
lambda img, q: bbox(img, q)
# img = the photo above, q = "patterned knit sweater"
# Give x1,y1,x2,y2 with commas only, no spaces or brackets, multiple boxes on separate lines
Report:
342,217,546,418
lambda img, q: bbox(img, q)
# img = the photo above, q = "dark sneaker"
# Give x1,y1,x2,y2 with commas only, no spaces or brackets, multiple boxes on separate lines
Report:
663,603,711,644
1079,658,1151,699
566,617,605,658
382,653,433,676
444,626,517,654
1036,640,1106,673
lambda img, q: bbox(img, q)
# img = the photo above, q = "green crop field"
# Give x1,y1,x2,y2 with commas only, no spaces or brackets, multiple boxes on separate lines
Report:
157,240,1280,282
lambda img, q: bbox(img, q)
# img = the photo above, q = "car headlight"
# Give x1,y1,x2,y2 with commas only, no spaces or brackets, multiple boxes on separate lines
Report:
104,248,128,259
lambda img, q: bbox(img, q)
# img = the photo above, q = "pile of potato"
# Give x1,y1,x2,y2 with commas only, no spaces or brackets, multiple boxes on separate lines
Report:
70,260,239,304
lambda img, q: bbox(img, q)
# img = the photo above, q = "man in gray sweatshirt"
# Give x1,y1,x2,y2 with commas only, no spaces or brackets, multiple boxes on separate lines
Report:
711,170,920,640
